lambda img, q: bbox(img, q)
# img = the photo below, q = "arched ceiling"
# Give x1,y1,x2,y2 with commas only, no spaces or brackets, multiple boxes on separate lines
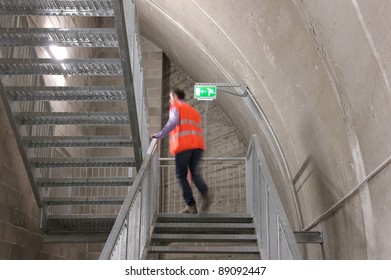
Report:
136,0,391,259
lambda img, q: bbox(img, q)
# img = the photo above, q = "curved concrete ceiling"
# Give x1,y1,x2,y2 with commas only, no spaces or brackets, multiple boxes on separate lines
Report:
136,0,391,259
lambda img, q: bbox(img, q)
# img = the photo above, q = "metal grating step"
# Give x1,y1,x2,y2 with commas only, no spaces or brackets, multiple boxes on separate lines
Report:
23,136,133,148
152,233,257,243
36,177,134,187
0,58,122,75
155,213,254,224
30,157,135,168
154,222,255,234
0,0,114,16
150,214,260,258
45,215,117,233
14,112,129,125
43,232,109,243
5,86,126,101
147,246,259,254
42,196,125,205
0,28,118,47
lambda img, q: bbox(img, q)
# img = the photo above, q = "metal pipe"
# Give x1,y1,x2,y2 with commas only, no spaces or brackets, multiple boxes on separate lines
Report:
304,154,391,231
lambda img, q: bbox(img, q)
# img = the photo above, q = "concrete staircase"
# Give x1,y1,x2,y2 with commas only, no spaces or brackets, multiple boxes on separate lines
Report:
147,214,260,260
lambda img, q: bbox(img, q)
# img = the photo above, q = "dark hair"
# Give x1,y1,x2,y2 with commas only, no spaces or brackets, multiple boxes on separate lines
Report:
171,88,185,100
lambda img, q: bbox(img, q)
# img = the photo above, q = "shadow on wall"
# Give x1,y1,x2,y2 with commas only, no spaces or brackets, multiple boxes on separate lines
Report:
295,117,344,259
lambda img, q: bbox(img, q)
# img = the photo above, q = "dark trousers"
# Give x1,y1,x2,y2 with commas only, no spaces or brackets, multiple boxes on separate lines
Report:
175,148,208,206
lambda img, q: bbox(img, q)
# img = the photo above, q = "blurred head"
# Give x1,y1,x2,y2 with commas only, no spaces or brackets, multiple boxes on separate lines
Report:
169,88,185,104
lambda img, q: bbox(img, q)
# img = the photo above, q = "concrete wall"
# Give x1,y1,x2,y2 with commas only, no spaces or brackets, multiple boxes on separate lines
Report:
136,0,391,259
142,37,164,135
0,96,91,259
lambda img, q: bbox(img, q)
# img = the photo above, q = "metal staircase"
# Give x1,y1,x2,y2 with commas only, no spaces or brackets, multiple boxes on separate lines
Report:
0,0,144,243
147,214,260,259
100,138,323,260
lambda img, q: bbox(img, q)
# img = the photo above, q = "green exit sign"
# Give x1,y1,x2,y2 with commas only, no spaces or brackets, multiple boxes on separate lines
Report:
194,85,217,100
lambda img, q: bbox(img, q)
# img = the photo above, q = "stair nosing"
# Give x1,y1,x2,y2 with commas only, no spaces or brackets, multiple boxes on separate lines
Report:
151,233,257,242
147,245,259,254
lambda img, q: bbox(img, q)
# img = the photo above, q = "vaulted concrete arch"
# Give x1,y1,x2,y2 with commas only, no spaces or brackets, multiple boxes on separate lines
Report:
136,0,391,259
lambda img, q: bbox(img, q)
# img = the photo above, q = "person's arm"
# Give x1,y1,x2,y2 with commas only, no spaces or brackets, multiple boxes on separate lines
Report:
152,107,179,139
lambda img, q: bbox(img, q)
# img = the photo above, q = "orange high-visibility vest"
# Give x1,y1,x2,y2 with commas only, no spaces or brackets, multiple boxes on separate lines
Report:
169,101,205,155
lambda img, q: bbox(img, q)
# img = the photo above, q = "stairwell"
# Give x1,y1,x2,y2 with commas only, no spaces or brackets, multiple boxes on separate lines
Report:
1,1,321,260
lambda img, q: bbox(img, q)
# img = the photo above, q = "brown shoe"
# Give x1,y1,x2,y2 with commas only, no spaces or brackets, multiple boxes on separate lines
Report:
179,205,198,214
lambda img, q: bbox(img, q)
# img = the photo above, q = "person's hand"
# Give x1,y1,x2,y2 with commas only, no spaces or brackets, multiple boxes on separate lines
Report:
151,133,157,139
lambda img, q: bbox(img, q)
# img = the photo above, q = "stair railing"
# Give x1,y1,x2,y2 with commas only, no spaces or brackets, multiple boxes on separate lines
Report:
246,134,302,259
101,135,305,259
100,138,159,260
159,157,246,214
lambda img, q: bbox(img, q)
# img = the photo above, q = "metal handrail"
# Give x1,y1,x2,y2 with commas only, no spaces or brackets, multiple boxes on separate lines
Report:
246,135,302,259
99,139,158,260
304,153,391,231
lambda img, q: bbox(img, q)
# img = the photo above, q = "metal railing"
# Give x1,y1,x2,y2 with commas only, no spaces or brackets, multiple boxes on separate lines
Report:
246,135,302,259
101,135,302,259
100,139,159,260
159,157,246,214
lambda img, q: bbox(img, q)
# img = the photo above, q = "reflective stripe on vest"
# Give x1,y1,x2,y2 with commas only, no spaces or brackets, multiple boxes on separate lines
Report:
170,130,204,140
179,119,203,128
